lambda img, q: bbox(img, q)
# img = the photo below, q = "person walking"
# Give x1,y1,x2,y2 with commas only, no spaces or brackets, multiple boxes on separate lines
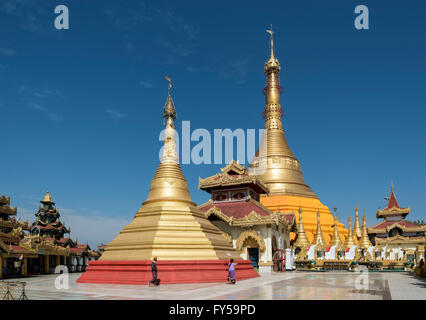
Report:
149,257,159,287
227,259,237,284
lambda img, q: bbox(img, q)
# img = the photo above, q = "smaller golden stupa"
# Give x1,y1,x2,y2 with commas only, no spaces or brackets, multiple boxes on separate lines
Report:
294,204,311,248
329,207,343,247
312,208,327,247
353,204,362,241
358,211,372,249
344,216,357,248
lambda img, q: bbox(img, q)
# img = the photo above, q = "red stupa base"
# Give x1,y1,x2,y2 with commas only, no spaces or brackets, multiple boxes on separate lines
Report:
77,260,259,285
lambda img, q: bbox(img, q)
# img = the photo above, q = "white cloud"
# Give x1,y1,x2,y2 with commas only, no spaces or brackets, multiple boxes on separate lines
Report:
0,47,15,56
106,108,127,119
140,80,153,88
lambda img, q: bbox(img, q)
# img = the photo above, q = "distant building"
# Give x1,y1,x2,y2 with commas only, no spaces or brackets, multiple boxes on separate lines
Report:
0,192,99,278
368,185,425,263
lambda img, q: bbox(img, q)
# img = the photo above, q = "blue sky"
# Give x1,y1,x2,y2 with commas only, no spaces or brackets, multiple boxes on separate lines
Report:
1,0,425,247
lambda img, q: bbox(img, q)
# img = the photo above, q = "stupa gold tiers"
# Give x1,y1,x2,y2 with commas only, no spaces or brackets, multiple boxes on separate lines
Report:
77,76,258,285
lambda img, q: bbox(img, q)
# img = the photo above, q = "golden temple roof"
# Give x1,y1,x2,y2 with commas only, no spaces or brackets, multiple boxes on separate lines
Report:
198,160,269,194
249,26,317,198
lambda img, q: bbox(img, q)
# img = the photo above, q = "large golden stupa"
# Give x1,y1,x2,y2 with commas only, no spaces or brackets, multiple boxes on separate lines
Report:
78,77,257,284
249,27,348,244
99,78,240,261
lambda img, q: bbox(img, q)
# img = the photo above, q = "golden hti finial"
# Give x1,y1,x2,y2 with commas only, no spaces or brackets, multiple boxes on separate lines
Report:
358,210,372,249
344,215,357,248
312,207,327,247
160,76,179,165
266,24,275,59
163,75,177,121
353,203,362,241
294,202,311,248
329,206,342,247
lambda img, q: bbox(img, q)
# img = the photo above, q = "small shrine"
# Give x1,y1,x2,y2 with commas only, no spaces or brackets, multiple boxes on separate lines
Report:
198,160,296,273
368,184,425,264
0,195,37,277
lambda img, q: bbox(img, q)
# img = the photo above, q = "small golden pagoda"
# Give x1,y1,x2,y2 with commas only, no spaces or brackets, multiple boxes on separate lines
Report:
250,26,348,244
329,207,343,247
294,204,311,249
353,204,362,241
344,216,357,248
358,211,372,249
312,208,327,247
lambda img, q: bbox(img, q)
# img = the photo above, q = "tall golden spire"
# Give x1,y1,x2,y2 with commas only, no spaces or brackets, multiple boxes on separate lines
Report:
249,26,317,198
358,210,372,249
312,208,327,247
353,203,362,240
98,77,240,261
329,206,342,247
344,216,357,248
294,203,311,248
145,75,192,204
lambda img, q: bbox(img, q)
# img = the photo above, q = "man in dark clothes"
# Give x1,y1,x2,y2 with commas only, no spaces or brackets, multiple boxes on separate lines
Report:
149,257,158,286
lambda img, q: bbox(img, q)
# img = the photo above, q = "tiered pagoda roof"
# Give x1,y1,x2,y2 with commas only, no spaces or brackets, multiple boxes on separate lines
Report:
199,160,269,194
199,161,295,230
0,195,37,258
30,191,70,239
376,184,410,219
199,198,295,229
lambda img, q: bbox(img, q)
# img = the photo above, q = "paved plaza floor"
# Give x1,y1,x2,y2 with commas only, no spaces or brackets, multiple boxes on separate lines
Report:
10,271,426,300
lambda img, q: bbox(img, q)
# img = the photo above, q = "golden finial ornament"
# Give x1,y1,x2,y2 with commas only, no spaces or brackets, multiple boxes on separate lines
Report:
344,216,357,248
312,207,327,247
358,210,372,249
353,203,362,240
41,191,54,204
329,206,342,247
163,75,177,121
266,24,275,60
294,203,311,248
249,26,317,198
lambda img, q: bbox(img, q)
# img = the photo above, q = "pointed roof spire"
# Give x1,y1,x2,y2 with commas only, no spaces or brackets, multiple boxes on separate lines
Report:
312,207,327,247
376,183,410,219
329,206,342,247
353,204,362,240
144,76,193,204
41,191,54,204
358,210,372,249
294,203,311,248
344,215,357,248
163,75,177,121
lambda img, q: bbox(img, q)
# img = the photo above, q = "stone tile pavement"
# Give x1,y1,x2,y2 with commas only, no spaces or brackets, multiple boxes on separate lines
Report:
3,271,425,300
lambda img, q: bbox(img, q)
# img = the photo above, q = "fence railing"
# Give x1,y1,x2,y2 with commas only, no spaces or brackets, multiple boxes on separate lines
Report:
0,281,28,300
